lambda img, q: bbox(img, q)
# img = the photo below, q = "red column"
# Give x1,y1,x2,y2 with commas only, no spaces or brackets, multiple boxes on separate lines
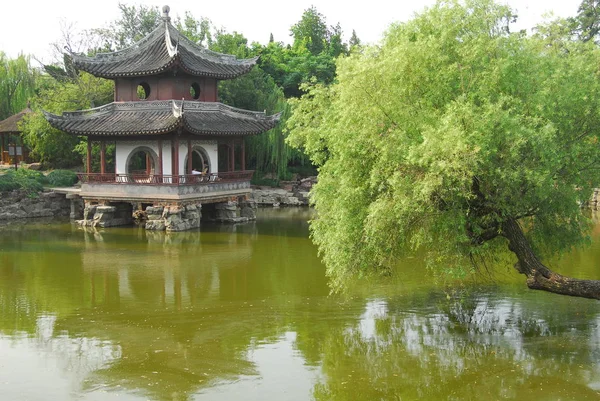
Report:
241,139,246,171
229,140,235,172
158,139,163,182
187,138,192,174
0,133,4,164
100,140,106,175
173,136,179,183
86,137,92,174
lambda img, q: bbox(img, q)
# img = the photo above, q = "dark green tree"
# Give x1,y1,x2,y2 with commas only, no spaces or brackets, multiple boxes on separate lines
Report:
290,6,329,56
573,0,600,42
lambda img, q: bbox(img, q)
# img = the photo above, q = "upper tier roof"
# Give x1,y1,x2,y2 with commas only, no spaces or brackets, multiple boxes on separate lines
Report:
69,12,257,79
43,101,280,136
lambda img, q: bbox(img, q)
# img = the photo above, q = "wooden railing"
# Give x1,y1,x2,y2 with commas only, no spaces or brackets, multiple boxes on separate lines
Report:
77,171,255,185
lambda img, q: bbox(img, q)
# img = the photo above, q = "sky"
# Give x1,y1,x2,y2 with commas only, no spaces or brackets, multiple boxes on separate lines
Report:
2,0,581,62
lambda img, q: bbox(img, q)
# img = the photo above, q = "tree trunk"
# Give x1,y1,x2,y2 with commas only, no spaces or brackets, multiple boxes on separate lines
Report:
501,218,600,300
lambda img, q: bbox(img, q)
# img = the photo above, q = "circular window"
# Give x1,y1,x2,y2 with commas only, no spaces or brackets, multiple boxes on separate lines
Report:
190,82,201,100
137,82,151,100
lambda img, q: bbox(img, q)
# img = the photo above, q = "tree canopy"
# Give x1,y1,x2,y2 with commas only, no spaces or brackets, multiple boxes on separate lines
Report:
0,53,36,120
287,0,600,298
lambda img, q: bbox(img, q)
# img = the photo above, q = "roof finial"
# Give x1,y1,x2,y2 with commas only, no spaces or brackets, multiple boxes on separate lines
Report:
162,5,171,21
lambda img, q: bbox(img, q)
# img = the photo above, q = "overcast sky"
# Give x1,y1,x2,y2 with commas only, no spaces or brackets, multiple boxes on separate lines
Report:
2,0,580,62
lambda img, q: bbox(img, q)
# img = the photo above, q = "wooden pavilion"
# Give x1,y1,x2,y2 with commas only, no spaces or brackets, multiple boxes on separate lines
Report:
0,105,31,166
44,5,280,230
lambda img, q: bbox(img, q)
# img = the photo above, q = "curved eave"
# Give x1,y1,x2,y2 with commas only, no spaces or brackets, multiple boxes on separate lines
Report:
72,56,179,79
43,109,182,136
73,54,258,80
183,112,280,136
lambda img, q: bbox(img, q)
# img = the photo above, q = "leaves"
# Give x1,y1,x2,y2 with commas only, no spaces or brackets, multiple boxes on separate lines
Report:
287,0,600,289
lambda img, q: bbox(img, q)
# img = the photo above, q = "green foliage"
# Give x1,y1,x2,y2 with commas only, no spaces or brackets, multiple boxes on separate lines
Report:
571,0,600,42
174,12,213,48
218,66,308,179
46,169,78,187
22,72,113,168
291,6,329,56
0,53,36,120
90,3,161,51
0,168,46,194
287,0,600,289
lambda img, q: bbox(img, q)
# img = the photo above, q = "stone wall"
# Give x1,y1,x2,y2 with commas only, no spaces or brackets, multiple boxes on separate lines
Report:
0,190,74,220
251,176,316,207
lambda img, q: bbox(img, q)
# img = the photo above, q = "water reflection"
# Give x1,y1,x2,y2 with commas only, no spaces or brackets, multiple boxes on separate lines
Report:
0,209,600,400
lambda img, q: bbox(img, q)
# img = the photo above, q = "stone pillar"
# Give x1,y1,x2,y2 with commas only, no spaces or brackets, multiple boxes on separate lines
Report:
66,194,83,220
78,201,132,228
215,200,238,222
145,203,202,232
239,199,257,220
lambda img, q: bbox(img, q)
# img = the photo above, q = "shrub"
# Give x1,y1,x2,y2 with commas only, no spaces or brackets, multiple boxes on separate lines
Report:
0,174,20,192
46,170,78,187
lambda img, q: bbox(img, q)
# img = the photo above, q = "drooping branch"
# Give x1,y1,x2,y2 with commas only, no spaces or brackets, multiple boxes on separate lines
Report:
501,218,600,300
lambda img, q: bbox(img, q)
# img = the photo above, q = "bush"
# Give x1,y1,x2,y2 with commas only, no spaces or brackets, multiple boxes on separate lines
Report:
0,168,46,194
46,170,78,187
9,168,48,184
0,174,20,192
251,175,279,187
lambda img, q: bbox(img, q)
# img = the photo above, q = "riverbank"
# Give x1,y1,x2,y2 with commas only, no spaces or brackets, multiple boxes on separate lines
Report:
251,176,316,207
0,176,316,221
0,189,73,220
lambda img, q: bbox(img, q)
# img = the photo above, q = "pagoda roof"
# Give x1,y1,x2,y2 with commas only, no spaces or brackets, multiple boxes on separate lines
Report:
70,17,257,79
43,101,280,136
0,107,32,133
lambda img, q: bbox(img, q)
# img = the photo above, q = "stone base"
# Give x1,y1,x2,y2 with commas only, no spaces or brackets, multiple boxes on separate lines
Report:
212,200,255,223
78,202,132,228
145,203,202,232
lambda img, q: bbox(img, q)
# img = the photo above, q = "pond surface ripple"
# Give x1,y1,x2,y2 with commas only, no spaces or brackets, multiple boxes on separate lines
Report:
1,208,600,401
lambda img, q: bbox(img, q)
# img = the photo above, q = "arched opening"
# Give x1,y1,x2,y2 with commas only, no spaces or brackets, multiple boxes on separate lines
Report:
137,82,151,100
190,82,201,100
184,146,211,175
126,146,159,182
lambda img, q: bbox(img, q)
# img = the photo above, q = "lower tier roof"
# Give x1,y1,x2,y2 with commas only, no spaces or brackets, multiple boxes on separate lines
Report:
43,100,280,136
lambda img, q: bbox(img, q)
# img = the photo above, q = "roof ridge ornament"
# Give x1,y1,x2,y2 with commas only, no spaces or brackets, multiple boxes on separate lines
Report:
172,99,183,118
165,20,178,57
162,5,171,21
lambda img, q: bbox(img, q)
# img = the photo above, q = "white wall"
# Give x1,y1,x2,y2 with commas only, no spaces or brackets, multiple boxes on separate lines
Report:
180,140,218,174
115,139,218,176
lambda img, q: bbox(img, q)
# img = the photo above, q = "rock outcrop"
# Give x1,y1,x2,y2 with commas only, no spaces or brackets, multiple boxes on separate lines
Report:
251,176,316,207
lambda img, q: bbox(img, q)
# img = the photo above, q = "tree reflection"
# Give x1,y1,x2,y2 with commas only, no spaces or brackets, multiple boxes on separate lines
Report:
1,215,600,401
312,292,600,401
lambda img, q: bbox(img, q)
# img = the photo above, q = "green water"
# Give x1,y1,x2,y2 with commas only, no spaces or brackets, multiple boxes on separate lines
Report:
1,209,600,401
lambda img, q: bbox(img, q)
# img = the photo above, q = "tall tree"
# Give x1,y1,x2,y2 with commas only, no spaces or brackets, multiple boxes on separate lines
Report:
22,72,113,167
573,0,600,42
287,0,600,299
291,6,329,56
90,3,161,51
0,53,36,120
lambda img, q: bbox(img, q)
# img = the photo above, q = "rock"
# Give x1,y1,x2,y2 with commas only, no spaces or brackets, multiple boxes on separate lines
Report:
27,163,42,170
0,190,71,220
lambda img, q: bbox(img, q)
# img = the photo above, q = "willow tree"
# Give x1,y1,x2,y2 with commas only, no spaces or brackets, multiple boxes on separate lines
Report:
287,0,600,298
0,52,36,120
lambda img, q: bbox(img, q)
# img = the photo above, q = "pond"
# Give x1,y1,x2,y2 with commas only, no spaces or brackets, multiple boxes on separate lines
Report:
1,208,600,401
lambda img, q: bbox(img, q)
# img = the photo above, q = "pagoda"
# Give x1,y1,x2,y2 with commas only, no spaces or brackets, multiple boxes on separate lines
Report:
45,6,279,231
